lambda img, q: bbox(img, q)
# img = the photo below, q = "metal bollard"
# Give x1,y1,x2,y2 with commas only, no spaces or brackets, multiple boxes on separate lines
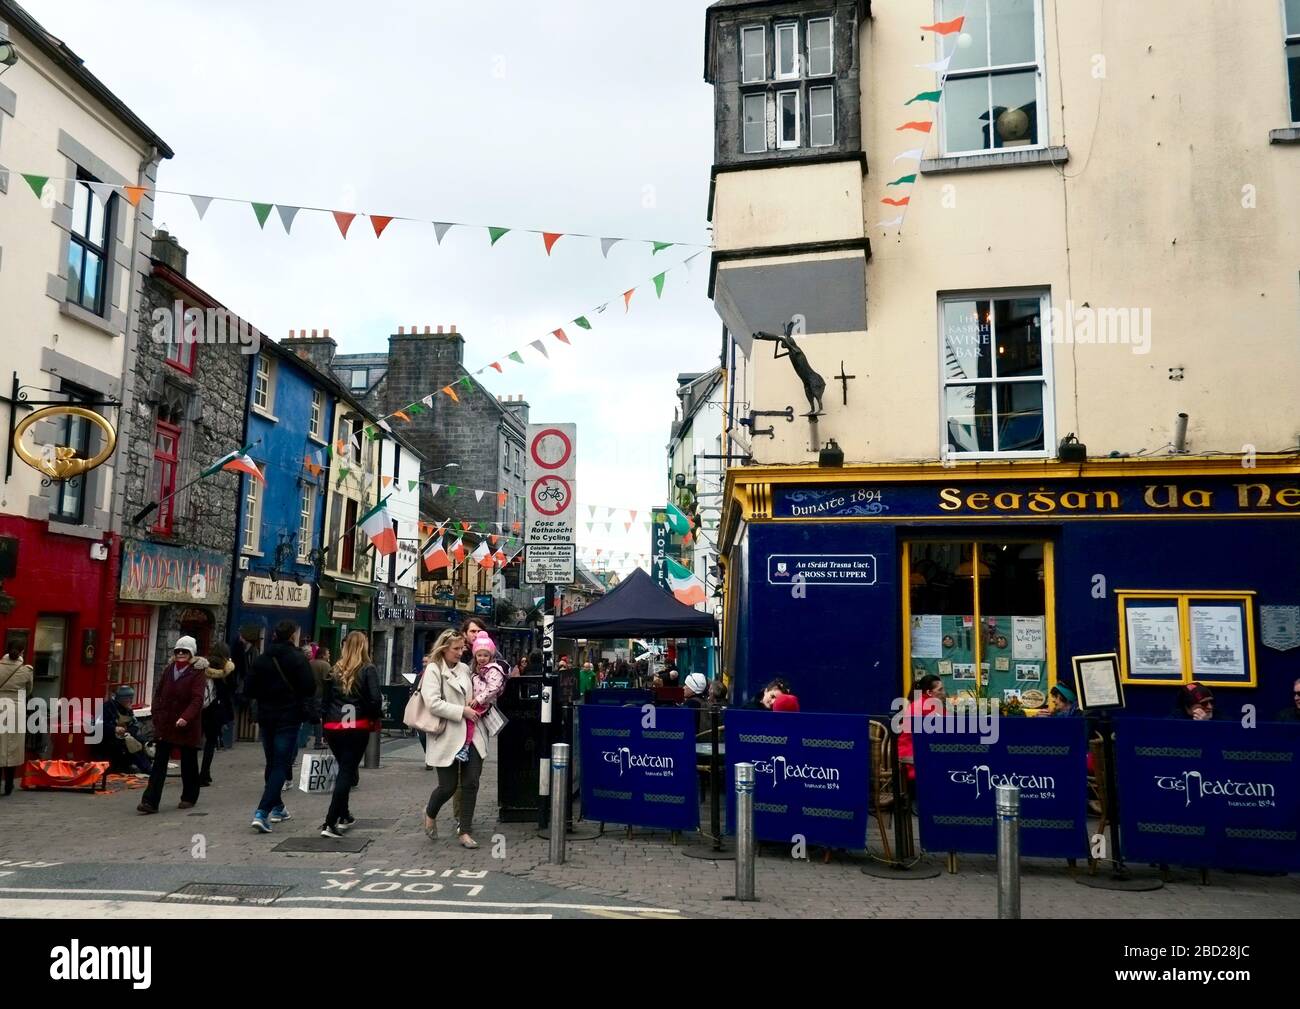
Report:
995,784,1021,919
548,743,570,864
735,762,756,901
363,729,381,769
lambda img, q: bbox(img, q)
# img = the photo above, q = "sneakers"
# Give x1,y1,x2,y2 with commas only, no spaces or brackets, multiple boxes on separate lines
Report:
337,815,356,833
251,811,273,833
269,805,292,823
320,823,344,839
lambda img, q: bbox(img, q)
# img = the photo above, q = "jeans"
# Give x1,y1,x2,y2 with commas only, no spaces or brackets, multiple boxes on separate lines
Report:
425,748,483,835
257,719,301,814
324,730,369,827
142,740,199,808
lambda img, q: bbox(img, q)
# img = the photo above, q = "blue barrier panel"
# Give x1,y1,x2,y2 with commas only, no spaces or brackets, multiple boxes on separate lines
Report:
725,710,870,849
578,704,699,831
1114,718,1300,872
913,716,1089,858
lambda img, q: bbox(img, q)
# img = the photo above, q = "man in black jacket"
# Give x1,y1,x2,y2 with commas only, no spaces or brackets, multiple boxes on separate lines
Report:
245,620,317,833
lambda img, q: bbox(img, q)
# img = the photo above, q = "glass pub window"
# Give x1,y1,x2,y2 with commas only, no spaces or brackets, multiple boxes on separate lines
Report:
942,293,1049,455
242,476,262,552
1286,0,1300,123
253,355,272,411
309,389,323,439
151,420,181,533
777,90,800,148
298,488,314,560
741,26,766,83
807,17,833,76
906,541,1049,706
939,0,1042,155
66,172,112,314
809,86,835,146
742,93,767,152
775,23,799,78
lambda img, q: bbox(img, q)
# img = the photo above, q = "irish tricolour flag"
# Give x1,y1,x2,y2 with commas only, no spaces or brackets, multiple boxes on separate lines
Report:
359,498,397,556
422,537,449,572
665,557,706,606
201,445,264,482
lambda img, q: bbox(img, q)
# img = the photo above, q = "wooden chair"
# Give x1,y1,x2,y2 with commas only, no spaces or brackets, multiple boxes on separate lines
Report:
868,720,894,862
1087,733,1110,874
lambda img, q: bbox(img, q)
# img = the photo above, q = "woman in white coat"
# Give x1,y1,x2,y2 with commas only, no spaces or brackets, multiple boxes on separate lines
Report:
0,637,35,796
420,628,486,848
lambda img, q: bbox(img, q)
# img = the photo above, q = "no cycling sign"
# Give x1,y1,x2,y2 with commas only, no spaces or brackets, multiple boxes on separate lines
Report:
526,424,576,545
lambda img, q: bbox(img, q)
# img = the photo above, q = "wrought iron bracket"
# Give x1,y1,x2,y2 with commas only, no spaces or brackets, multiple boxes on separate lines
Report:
3,372,121,483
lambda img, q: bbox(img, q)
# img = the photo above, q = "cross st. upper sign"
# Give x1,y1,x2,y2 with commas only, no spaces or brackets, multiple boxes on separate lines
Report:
525,424,576,544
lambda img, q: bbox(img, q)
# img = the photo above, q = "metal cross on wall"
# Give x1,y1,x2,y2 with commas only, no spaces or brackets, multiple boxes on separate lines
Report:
835,361,856,406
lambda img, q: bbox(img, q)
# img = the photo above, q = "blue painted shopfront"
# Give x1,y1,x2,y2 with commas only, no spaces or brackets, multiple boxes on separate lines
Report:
729,467,1300,719
228,346,334,647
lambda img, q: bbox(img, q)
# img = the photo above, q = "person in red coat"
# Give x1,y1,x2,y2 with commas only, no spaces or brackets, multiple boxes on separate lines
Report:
138,636,207,814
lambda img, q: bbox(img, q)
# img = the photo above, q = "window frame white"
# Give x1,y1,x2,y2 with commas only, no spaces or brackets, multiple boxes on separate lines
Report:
935,0,1049,158
740,25,766,83
242,472,264,554
776,89,801,149
252,354,275,416
936,288,1056,460
297,487,314,561
309,388,325,442
1285,0,1300,125
742,92,768,153
807,17,834,77
350,369,368,390
809,85,835,147
775,22,800,79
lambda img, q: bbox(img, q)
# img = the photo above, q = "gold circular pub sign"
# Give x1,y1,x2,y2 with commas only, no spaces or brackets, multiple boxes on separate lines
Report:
13,406,117,480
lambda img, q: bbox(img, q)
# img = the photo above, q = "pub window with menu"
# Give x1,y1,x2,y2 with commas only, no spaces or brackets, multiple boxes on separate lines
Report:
905,540,1052,711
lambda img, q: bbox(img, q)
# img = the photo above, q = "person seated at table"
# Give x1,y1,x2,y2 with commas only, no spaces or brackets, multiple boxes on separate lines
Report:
1174,682,1218,720
707,680,729,707
100,686,153,775
682,672,709,729
897,674,945,782
1275,677,1300,722
747,678,792,710
1046,682,1079,717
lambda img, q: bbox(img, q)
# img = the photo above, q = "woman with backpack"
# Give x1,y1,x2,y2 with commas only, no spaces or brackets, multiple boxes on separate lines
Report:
199,643,236,787
318,631,383,839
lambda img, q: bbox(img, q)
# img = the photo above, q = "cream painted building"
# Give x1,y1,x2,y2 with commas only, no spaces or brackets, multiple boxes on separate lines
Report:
0,0,171,737
705,0,1300,719
708,0,1300,466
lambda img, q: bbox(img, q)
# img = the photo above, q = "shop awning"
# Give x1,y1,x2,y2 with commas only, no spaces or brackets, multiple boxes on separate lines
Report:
554,567,716,640
319,577,377,599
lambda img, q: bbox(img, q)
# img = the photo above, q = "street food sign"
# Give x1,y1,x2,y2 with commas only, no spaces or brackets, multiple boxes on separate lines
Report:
525,424,576,545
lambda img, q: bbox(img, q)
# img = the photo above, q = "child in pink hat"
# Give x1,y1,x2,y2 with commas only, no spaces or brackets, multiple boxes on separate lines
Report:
455,633,507,761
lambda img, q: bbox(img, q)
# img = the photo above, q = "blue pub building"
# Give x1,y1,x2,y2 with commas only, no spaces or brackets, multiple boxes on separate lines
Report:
718,457,1300,721
228,339,336,651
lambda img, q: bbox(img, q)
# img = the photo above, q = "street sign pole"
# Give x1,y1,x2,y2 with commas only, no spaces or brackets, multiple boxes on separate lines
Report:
538,580,556,828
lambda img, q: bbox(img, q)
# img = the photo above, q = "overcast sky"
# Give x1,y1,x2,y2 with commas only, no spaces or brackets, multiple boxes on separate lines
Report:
21,0,720,574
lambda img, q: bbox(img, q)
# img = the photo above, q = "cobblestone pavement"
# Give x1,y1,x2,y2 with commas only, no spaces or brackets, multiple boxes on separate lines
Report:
1,736,1296,919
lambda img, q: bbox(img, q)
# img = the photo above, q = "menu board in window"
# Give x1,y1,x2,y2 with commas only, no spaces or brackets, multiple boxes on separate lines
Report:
1123,600,1184,682
1189,600,1251,685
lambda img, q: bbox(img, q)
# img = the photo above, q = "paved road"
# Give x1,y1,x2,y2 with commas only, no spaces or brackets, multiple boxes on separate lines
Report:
1,734,1297,919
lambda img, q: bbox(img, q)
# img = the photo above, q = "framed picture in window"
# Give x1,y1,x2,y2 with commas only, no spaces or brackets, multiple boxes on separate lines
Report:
1187,597,1255,687
1071,652,1125,712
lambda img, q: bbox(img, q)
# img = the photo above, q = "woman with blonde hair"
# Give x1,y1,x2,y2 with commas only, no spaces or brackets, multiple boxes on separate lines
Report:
419,628,486,848
318,630,382,839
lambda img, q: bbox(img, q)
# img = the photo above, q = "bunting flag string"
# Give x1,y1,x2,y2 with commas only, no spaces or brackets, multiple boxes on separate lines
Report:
877,2,974,233
365,253,702,431
5,171,710,253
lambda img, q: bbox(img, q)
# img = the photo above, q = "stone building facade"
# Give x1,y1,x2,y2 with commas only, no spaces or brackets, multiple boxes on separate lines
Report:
285,328,532,624
114,231,249,698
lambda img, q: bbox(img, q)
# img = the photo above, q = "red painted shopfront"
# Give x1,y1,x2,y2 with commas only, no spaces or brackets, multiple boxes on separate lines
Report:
0,516,120,760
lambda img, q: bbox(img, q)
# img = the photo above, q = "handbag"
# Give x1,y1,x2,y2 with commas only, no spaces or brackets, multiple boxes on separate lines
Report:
403,663,447,736
481,705,507,737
